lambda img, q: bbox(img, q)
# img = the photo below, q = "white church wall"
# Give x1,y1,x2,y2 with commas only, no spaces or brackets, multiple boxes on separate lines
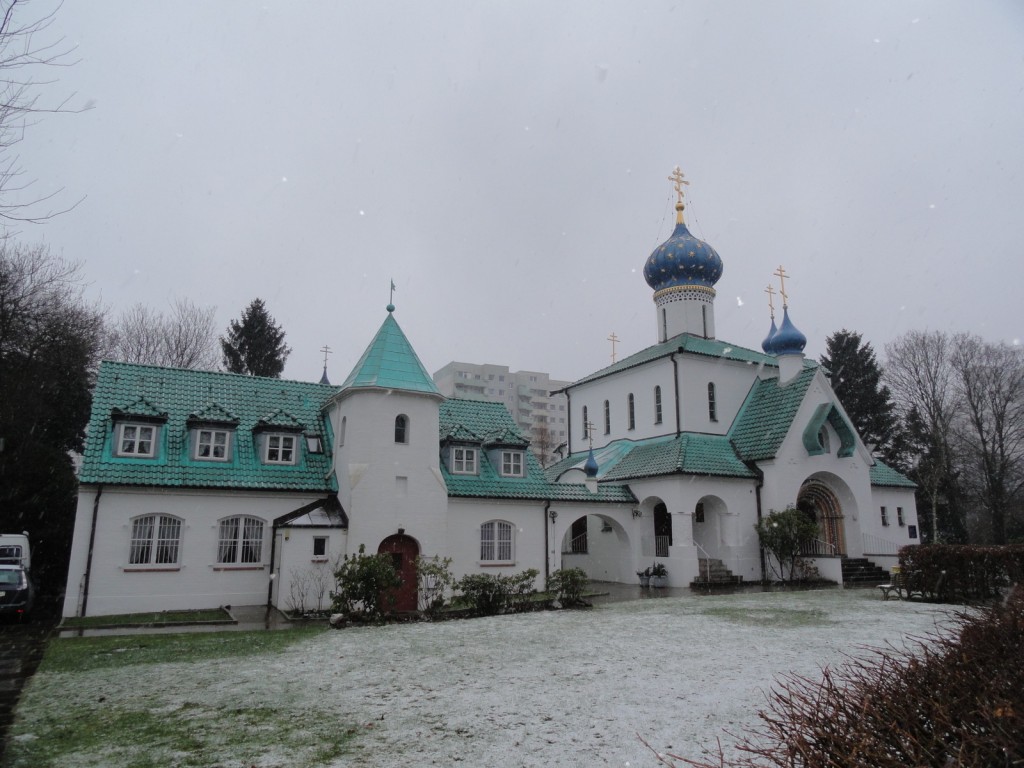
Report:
272,527,347,614
558,512,635,583
63,486,322,617
445,498,547,587
675,356,764,435
863,486,920,555
568,359,676,451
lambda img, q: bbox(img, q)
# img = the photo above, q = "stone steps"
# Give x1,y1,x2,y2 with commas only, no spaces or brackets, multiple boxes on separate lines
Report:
691,558,743,588
841,556,890,585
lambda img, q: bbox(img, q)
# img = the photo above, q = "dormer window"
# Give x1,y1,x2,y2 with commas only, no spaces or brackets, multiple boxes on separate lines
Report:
117,423,158,457
501,450,524,477
264,434,297,464
194,428,232,461
452,446,477,474
305,435,323,454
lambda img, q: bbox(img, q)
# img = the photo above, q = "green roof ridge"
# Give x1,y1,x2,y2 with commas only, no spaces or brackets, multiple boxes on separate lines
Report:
340,312,440,396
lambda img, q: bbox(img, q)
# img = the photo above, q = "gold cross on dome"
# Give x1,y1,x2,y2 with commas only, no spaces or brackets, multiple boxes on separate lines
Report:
667,166,689,205
764,284,776,318
607,331,620,363
773,265,790,307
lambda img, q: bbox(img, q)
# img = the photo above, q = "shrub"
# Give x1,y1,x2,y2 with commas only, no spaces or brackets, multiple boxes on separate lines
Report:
455,568,540,616
900,543,1024,602
546,567,589,607
415,555,455,616
664,587,1024,767
330,544,401,621
755,506,818,583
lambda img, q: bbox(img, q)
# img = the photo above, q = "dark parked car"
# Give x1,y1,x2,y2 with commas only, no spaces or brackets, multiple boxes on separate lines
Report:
0,564,34,620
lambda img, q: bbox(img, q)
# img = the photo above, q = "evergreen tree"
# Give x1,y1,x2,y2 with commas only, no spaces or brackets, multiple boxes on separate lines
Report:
220,298,291,377
820,329,906,469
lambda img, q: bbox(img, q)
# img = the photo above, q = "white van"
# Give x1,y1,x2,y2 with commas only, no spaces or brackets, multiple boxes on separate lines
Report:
0,532,30,570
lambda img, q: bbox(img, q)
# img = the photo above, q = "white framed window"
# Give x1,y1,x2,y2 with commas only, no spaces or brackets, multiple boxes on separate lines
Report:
194,428,231,461
501,451,524,477
128,514,182,565
603,400,611,434
313,536,328,560
627,393,636,430
452,446,477,474
117,423,157,457
480,520,514,563
880,506,889,526
264,434,297,464
897,507,905,526
581,406,589,439
217,516,264,564
654,386,663,425
708,382,718,422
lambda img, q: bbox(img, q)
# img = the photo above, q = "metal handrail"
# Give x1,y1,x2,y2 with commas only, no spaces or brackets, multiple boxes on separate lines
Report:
563,532,588,555
800,538,838,557
694,541,712,583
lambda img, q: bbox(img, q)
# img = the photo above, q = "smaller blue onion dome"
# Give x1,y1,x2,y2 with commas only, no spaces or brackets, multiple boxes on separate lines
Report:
584,448,599,478
643,205,724,293
772,307,807,356
761,317,778,354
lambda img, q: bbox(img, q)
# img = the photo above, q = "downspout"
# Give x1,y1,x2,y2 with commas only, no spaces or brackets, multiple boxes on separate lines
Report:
80,484,103,617
671,352,682,437
543,501,551,580
750,463,766,582
564,391,573,455
266,523,279,616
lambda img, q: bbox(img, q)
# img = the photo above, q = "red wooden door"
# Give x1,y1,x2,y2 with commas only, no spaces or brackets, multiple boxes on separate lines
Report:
377,535,419,612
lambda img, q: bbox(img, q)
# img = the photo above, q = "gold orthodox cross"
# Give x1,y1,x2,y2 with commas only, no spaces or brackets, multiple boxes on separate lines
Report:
607,331,619,363
585,421,596,449
773,265,790,307
320,345,333,368
667,166,689,204
764,284,776,319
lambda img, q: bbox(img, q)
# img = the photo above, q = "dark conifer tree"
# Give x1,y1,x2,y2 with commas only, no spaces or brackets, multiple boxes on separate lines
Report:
220,298,291,377
820,329,906,470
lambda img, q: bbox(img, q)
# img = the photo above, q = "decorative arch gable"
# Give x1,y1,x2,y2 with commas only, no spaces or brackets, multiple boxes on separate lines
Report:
802,402,856,458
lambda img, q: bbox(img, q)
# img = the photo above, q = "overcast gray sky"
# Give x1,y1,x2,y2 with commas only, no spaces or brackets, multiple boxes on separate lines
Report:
13,1,1024,384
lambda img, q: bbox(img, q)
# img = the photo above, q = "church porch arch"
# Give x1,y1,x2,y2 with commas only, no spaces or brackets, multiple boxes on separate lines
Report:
559,513,633,583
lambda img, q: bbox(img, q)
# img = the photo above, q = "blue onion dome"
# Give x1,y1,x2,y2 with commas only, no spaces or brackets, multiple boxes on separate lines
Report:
584,448,599,478
761,317,779,354
643,204,724,294
772,307,807,356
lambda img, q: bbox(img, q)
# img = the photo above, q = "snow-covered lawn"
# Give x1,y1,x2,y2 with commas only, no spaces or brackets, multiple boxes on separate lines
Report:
12,588,954,767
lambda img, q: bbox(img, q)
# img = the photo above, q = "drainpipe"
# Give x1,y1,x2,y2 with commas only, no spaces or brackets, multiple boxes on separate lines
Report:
266,523,279,614
671,352,682,437
564,391,573,455
749,463,766,583
80,484,103,617
543,501,551,579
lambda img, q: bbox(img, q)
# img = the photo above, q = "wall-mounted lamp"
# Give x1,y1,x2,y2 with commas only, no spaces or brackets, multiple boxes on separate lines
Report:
548,509,558,522
632,509,643,519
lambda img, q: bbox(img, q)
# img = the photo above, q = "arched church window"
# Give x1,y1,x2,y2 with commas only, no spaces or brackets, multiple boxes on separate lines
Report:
603,400,610,434
582,406,589,439
339,416,346,446
707,382,717,422
654,386,663,425
627,393,635,430
694,502,705,523
394,414,408,444
818,426,830,454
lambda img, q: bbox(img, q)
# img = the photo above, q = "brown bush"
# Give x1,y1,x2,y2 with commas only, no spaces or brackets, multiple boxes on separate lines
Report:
656,587,1024,768
900,543,1024,602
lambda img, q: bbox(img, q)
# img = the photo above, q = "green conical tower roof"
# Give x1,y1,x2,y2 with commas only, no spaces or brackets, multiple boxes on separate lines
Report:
339,306,441,396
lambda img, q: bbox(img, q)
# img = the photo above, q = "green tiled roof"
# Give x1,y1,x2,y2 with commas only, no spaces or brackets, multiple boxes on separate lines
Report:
567,333,777,388
869,460,917,488
80,361,338,491
729,367,816,461
547,433,756,482
440,399,635,503
340,311,441,396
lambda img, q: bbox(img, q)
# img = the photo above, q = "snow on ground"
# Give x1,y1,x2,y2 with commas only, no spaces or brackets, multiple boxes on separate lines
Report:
24,588,955,767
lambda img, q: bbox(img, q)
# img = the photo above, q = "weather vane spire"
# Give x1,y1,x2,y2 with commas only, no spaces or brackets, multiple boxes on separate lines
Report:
668,166,689,224
388,279,396,312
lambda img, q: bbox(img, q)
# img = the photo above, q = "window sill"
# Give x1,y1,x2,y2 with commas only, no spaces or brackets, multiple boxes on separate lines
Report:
479,562,515,568
211,565,267,571
123,566,181,572
311,557,329,563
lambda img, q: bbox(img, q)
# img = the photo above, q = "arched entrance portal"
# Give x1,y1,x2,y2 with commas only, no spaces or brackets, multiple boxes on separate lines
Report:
653,503,672,557
797,480,845,555
378,534,419,612
559,514,633,582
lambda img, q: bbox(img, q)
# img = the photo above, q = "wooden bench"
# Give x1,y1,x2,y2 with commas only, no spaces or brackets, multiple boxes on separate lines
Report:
877,571,906,600
878,570,947,601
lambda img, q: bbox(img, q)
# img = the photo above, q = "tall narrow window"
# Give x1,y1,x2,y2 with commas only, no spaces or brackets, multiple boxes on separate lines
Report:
707,382,718,422
880,506,889,526
582,406,589,439
896,507,905,526
603,400,610,434
394,414,408,444
339,416,346,446
654,386,663,425
627,393,636,430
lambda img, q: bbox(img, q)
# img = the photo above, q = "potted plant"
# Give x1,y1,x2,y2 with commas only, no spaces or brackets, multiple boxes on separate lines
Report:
650,562,668,588
637,566,651,588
